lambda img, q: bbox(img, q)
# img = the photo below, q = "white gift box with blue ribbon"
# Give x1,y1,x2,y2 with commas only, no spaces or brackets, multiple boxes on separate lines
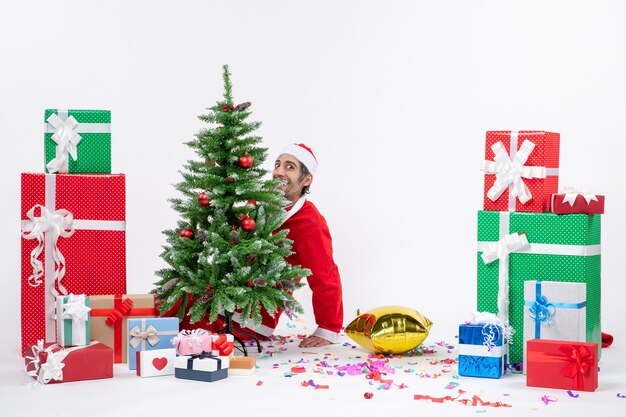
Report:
522,280,586,372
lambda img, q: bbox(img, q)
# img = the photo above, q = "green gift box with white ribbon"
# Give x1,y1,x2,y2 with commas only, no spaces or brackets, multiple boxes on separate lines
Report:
44,109,111,174
56,294,91,347
476,210,601,364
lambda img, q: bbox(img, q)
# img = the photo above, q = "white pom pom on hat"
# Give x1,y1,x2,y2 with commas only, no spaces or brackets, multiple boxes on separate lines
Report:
279,143,318,175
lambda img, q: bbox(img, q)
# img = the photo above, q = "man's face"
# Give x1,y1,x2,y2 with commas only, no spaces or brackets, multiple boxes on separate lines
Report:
273,154,312,203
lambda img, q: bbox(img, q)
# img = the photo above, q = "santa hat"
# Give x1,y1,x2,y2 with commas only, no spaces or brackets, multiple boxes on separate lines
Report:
280,143,318,175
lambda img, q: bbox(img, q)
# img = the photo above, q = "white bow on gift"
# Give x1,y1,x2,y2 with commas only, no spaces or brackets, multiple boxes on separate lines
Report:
129,325,160,349
560,186,599,206
61,294,91,324
45,113,82,174
21,205,75,294
469,311,515,350
480,232,530,322
481,140,546,204
25,341,70,385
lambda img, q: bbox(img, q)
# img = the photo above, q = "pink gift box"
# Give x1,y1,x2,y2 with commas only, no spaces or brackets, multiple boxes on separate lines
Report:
171,329,213,355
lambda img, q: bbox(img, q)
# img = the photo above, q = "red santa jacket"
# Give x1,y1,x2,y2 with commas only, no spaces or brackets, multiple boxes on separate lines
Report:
278,200,344,335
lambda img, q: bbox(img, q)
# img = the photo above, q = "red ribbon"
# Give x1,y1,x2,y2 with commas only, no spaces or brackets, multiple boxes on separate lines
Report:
90,295,156,363
558,345,594,380
213,334,234,356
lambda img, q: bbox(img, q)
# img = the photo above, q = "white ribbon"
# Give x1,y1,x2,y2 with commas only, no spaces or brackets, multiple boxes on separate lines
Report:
560,186,598,206
469,311,515,346
60,294,91,345
45,113,82,174
480,232,530,322
24,341,69,384
459,344,507,358
21,204,75,293
481,139,547,206
171,329,213,354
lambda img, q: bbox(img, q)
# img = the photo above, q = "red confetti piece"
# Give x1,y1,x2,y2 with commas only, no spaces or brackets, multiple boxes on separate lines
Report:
364,392,374,399
256,381,263,386
291,366,306,373
414,390,511,408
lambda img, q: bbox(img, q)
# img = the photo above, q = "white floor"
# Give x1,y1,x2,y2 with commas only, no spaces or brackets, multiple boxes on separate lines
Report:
1,318,624,417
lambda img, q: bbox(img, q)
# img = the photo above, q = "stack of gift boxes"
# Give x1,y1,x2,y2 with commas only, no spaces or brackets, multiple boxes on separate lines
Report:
458,130,603,392
21,109,248,385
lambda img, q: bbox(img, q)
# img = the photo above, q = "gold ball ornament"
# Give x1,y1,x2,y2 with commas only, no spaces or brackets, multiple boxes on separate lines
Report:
344,305,433,354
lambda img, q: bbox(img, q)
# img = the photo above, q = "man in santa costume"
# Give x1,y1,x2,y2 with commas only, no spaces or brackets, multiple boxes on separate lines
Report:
231,143,344,347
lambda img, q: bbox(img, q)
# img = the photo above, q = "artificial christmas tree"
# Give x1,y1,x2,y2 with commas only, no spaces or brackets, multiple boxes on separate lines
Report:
152,66,309,353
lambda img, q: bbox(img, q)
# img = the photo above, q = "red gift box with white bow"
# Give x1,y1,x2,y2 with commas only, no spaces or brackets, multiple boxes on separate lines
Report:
20,173,126,356
481,131,560,212
551,188,605,214
526,339,598,392
24,340,113,384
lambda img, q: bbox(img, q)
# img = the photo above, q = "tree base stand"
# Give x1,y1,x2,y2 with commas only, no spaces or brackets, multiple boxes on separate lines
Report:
218,312,263,356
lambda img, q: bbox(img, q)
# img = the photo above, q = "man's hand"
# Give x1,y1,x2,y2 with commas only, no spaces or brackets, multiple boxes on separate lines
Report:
299,335,331,348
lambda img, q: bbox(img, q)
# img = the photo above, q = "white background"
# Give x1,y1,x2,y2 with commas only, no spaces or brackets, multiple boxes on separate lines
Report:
1,1,625,416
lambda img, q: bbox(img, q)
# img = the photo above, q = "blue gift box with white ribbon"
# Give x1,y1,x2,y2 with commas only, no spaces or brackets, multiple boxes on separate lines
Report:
458,323,508,378
127,317,179,370
522,280,586,371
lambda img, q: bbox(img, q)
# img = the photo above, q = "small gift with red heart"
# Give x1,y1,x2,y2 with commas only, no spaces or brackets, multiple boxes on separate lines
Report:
171,329,214,356
136,348,176,377
127,317,179,370
526,339,598,391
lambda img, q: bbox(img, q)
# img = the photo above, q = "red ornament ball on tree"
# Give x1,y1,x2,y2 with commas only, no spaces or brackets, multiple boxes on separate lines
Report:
198,192,210,206
180,228,194,239
246,281,254,287
241,217,256,231
206,284,212,291
238,154,253,169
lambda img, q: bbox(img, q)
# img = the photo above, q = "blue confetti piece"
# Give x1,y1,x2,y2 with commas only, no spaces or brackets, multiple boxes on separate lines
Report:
567,390,579,398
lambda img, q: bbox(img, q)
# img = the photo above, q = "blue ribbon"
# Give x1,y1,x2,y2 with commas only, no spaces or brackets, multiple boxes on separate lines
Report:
187,351,222,370
524,281,587,338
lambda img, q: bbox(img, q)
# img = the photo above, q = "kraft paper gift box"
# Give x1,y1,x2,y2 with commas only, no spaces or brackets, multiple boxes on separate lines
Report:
481,131,560,213
136,348,176,377
551,190,605,215
175,353,229,382
44,109,111,174
24,340,113,384
523,281,586,372
526,339,598,392
20,173,126,356
476,210,601,364
56,294,91,347
458,323,508,379
229,356,256,376
127,317,179,370
90,294,156,363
